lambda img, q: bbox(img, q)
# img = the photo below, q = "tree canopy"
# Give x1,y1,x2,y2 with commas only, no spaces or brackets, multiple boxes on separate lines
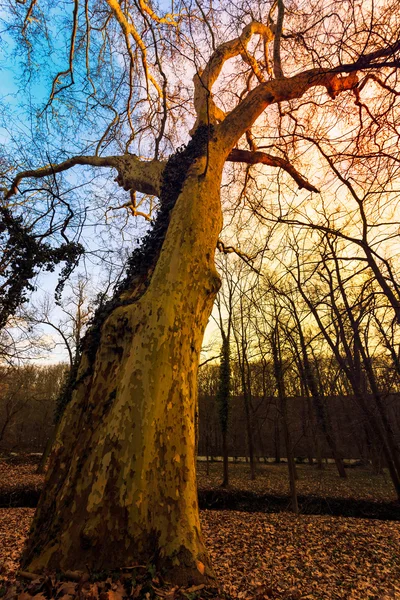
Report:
3,0,400,242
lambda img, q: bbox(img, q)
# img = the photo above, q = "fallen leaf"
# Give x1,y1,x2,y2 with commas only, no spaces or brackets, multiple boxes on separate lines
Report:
196,561,205,575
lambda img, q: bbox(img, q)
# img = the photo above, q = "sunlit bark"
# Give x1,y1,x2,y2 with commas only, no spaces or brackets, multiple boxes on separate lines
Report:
22,148,225,584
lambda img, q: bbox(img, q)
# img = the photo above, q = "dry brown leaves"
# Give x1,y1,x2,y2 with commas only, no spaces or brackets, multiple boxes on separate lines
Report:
1,508,400,599
0,461,44,499
197,462,396,503
201,510,400,599
1,566,217,600
0,509,33,578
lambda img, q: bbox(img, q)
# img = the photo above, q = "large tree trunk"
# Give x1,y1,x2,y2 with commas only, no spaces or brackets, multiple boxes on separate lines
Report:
21,151,224,585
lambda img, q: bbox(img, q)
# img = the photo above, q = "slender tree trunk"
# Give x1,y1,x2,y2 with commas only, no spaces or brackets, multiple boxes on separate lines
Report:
359,348,400,470
235,323,256,480
353,389,400,498
295,273,400,498
243,390,256,480
274,405,281,463
281,397,299,513
283,294,346,477
271,324,298,513
217,334,230,488
371,442,384,475
340,397,368,464
221,429,229,488
315,435,324,470
298,329,346,478
205,432,210,476
301,397,314,465
21,149,224,585
305,395,318,465
319,396,347,478
0,413,11,446
329,240,400,487
351,335,400,485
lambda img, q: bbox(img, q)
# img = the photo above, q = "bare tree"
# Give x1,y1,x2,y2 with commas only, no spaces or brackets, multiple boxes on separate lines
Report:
1,0,400,587
214,262,235,487
0,364,65,450
27,277,93,472
269,302,299,513
269,279,347,477
287,232,400,498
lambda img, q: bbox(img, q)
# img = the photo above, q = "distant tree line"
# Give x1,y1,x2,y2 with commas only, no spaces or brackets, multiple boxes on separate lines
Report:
0,363,66,452
204,243,400,503
198,361,400,467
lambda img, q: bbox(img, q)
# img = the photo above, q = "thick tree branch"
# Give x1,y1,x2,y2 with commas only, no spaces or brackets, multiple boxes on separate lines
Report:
113,156,165,197
5,155,166,201
192,20,274,131
193,13,400,142
137,0,177,25
220,70,359,152
227,148,319,192
218,37,400,153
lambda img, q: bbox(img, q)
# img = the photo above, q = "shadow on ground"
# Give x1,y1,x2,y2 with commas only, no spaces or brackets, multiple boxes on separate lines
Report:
1,485,399,520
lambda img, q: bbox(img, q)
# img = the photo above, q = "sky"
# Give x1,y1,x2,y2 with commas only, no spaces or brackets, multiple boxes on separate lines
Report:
0,1,228,366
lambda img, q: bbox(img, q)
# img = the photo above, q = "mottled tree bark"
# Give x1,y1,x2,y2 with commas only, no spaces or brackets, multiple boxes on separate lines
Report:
21,152,225,585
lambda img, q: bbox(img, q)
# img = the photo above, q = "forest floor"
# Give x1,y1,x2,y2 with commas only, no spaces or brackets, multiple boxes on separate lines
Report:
196,461,400,520
1,457,397,509
197,460,396,502
1,456,400,599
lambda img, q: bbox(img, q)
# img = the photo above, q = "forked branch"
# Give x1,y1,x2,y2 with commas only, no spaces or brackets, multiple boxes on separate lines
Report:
217,239,261,274
105,0,165,98
220,70,361,152
192,20,274,131
40,0,79,112
219,32,400,152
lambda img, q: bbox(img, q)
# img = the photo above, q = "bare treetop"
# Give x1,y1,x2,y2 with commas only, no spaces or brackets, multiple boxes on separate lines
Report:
2,0,400,164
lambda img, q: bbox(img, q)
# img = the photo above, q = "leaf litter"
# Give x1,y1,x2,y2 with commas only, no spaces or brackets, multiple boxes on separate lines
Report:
1,508,400,599
1,458,400,598
197,462,396,503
